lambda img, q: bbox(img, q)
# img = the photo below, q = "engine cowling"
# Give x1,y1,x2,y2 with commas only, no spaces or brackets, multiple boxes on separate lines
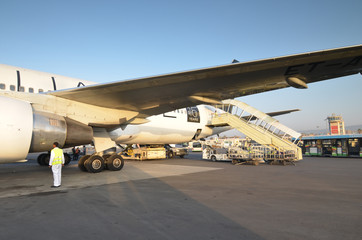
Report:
29,111,93,152
0,96,33,163
0,96,93,163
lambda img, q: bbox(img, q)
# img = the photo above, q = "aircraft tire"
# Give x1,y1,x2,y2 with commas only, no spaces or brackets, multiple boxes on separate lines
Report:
78,155,90,172
37,154,47,166
106,154,124,171
64,153,71,165
85,155,105,173
43,154,50,165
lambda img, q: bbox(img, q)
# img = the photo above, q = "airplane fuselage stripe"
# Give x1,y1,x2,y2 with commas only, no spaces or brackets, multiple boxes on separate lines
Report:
16,70,20,91
52,77,56,91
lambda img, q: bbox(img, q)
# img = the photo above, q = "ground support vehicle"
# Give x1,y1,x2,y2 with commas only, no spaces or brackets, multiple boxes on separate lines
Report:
165,144,188,158
263,148,298,165
228,146,264,165
230,145,299,166
203,143,299,165
202,145,231,161
202,144,262,164
121,145,166,161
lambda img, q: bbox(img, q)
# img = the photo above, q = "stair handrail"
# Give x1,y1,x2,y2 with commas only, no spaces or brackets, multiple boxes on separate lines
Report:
216,99,301,140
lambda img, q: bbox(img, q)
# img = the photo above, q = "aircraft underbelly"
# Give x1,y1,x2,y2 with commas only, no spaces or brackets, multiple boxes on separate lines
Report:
112,125,197,144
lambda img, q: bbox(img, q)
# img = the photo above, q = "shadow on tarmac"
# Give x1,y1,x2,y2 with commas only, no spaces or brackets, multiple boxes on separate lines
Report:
0,166,264,240
1,154,362,240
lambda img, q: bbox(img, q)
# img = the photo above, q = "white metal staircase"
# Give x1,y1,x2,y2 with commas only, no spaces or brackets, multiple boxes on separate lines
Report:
212,99,302,161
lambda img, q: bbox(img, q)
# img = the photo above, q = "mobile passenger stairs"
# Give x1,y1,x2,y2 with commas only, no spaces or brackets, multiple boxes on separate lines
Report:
211,99,302,165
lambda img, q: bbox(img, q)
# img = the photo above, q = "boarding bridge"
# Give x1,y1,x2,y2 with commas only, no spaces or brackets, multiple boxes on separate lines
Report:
211,99,302,161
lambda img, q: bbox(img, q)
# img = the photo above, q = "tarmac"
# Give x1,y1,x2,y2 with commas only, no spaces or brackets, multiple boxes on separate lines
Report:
0,153,361,240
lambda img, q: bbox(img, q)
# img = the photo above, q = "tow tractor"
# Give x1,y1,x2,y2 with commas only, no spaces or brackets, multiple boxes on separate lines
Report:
202,145,231,161
119,144,187,160
203,144,264,165
120,145,166,160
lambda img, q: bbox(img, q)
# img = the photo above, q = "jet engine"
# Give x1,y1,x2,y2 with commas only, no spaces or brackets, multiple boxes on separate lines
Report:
0,96,93,163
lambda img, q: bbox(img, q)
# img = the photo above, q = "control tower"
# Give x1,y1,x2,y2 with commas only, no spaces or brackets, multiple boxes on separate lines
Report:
327,114,345,135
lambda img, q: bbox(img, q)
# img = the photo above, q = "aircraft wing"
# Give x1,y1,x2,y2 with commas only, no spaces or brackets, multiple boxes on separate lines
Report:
49,45,362,116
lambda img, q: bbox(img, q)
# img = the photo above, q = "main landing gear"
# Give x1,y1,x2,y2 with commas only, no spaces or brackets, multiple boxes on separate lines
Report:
78,153,124,173
37,153,71,166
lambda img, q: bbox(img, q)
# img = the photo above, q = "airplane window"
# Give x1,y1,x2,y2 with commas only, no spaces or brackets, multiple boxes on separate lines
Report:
38,89,44,93
29,87,34,93
10,85,15,91
0,83,5,90
19,86,25,92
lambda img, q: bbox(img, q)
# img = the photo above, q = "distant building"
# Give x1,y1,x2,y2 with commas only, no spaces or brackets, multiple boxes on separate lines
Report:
327,114,345,135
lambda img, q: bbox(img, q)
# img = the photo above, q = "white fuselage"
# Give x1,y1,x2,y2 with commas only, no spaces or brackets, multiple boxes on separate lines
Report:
109,105,230,144
0,64,95,93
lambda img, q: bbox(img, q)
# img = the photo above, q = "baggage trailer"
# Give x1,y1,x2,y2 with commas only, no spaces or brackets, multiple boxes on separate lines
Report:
228,146,265,165
203,143,299,165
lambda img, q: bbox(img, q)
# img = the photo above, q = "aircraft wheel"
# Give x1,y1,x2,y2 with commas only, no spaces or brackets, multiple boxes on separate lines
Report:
167,151,174,159
43,154,50,165
106,154,124,171
64,153,71,165
78,155,90,172
37,154,47,166
85,155,105,173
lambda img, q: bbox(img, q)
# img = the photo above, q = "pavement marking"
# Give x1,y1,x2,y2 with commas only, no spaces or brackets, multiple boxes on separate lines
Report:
0,162,222,199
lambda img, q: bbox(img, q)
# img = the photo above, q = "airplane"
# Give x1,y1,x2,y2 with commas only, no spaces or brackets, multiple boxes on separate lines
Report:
0,45,361,172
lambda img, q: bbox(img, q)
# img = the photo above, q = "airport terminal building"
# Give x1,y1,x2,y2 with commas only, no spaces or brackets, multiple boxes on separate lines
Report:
301,134,362,157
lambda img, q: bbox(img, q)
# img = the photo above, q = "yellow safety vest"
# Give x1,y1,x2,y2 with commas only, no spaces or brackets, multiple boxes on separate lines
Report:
51,148,63,165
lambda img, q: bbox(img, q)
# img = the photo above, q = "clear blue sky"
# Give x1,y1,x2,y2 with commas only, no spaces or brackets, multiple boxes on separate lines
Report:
0,0,361,132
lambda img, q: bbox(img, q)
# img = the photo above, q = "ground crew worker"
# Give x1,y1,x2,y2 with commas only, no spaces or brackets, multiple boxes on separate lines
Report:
49,142,65,188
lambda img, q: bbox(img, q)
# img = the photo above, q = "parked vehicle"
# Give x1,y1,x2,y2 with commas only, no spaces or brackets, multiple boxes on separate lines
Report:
165,144,188,158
